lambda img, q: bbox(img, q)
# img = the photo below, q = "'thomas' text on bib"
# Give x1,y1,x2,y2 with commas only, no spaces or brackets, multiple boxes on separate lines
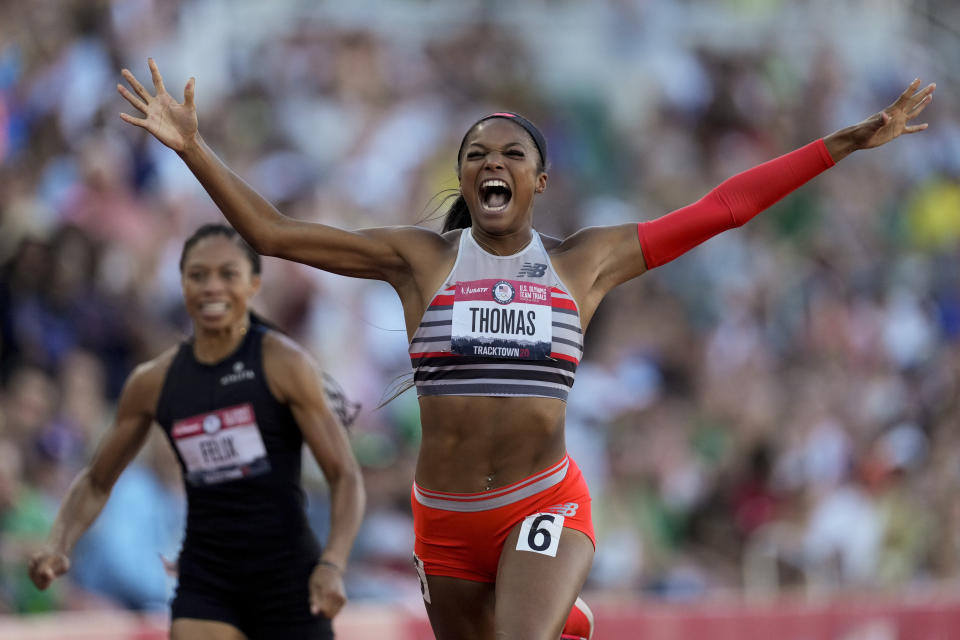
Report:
451,279,552,359
171,403,271,486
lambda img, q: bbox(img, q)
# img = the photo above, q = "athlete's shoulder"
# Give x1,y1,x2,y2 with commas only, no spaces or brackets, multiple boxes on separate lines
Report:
408,225,461,254
261,329,323,404
261,329,316,372
538,231,563,251
122,345,179,414
550,225,628,254
372,225,459,275
372,224,453,247
130,345,179,388
440,228,465,243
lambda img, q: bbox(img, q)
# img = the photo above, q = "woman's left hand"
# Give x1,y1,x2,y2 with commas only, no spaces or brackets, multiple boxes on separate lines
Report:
853,78,935,150
825,78,935,162
309,562,347,618
845,78,937,151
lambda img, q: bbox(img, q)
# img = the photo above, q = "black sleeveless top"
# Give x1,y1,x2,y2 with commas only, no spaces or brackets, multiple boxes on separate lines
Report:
155,325,318,557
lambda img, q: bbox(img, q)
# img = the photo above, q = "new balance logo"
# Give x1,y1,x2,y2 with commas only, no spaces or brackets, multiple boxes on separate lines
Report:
517,262,548,278
545,502,579,517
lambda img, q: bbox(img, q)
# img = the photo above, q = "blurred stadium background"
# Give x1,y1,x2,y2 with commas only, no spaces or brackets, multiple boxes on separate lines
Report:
1,0,959,638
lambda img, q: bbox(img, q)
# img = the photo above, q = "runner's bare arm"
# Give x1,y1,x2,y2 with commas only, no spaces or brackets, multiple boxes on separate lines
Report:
28,355,169,589
117,59,444,284
263,333,364,618
263,334,364,572
177,133,435,282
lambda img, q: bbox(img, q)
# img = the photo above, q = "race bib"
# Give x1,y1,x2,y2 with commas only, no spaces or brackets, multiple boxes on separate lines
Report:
451,279,552,359
516,512,565,557
171,403,271,486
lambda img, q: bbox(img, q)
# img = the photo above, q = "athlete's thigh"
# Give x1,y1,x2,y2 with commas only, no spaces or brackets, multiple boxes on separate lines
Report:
421,574,496,640
170,618,248,640
494,521,594,640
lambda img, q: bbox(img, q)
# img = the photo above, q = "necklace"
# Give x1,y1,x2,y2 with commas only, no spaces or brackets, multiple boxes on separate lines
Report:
472,229,533,257
473,233,504,256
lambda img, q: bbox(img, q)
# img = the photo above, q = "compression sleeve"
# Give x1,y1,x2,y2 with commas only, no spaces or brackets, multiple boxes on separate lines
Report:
637,138,836,269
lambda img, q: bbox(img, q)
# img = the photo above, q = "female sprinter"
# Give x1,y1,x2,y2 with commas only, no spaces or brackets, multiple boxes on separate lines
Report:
116,59,933,640
28,224,366,640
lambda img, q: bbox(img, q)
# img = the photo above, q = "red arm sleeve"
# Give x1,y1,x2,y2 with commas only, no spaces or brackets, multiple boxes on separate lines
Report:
637,138,835,269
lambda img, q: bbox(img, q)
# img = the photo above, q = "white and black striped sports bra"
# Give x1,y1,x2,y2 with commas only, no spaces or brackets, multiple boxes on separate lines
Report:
409,228,583,401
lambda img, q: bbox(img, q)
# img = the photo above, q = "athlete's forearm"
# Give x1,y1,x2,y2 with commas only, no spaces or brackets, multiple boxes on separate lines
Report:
319,466,365,570
178,135,294,256
638,139,835,268
46,470,111,557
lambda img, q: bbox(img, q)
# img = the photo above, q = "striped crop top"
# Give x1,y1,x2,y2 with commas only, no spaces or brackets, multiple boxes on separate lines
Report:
409,228,583,401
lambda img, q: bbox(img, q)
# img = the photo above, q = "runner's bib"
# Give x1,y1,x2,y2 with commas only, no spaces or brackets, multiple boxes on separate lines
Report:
451,279,552,359
171,403,271,486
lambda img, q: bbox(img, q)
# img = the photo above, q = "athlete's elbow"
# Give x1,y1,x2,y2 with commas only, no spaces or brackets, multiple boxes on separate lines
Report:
244,231,278,257
331,460,364,496
252,219,313,259
83,468,114,501
335,458,364,485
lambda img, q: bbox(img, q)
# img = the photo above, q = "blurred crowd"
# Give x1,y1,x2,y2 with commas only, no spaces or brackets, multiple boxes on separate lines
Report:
2,0,960,616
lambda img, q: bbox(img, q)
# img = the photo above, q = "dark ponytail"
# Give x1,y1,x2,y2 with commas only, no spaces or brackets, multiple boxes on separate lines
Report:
441,195,472,232
414,189,471,232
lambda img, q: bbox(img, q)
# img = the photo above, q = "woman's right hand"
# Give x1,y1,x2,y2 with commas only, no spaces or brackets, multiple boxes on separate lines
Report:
28,549,70,590
118,58,198,152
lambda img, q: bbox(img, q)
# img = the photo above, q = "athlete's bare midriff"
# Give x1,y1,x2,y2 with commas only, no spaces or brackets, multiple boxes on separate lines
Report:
415,395,568,493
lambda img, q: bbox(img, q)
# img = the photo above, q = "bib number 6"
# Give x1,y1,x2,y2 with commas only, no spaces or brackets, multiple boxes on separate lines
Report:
516,513,565,557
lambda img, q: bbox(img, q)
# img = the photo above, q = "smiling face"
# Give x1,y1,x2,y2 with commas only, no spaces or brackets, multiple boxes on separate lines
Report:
458,118,547,234
180,235,261,333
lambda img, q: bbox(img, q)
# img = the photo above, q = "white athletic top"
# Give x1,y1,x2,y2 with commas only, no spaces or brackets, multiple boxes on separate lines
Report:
408,228,583,401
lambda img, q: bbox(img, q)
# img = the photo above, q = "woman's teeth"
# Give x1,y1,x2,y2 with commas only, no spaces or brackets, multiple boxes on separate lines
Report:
480,178,511,211
201,302,227,314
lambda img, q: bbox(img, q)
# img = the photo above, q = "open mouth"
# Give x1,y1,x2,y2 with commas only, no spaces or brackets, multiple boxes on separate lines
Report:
479,179,512,212
199,301,229,319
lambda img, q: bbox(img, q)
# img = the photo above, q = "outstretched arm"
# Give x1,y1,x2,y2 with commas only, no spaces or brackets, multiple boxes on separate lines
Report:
637,78,934,272
28,361,161,590
566,78,936,302
117,59,426,283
